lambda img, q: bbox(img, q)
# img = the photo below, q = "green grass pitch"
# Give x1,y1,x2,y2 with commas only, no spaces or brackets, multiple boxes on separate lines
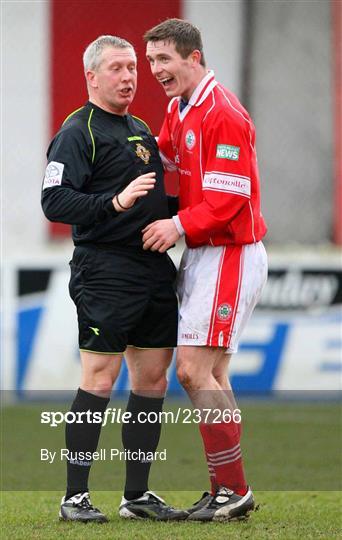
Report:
1,401,341,539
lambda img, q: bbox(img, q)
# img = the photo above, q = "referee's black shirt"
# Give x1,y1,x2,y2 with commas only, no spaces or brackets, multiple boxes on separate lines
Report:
41,102,170,248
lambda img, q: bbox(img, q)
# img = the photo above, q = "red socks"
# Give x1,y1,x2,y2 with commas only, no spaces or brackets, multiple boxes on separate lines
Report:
200,421,247,496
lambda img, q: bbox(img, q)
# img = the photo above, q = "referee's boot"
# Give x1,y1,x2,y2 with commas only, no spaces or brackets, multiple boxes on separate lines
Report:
59,492,108,523
119,490,189,521
187,486,255,522
186,491,212,514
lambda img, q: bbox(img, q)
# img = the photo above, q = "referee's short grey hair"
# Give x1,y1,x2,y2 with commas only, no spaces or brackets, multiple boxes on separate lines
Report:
83,35,136,71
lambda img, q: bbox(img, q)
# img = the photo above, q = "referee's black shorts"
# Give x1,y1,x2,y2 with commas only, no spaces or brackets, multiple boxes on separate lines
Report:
68,245,178,354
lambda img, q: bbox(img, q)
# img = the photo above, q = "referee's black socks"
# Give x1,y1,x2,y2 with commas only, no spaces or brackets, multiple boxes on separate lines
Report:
65,387,109,501
122,391,164,500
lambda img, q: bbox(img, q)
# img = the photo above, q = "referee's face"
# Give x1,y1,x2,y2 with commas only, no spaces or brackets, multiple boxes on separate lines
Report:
146,40,199,101
88,46,137,115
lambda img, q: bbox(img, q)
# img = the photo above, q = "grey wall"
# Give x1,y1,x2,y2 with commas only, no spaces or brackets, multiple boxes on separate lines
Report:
2,1,49,255
248,0,333,244
183,0,244,96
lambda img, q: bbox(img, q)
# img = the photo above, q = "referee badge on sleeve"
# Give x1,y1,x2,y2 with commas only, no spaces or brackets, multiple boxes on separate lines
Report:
43,161,64,189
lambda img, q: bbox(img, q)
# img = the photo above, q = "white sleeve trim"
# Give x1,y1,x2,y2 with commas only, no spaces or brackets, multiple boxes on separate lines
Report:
172,215,185,236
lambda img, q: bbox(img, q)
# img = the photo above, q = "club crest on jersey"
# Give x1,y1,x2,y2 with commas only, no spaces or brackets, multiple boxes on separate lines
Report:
217,304,232,321
185,130,196,150
135,143,151,164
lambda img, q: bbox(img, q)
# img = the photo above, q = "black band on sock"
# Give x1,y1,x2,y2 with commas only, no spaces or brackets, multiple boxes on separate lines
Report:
65,388,109,500
122,391,164,500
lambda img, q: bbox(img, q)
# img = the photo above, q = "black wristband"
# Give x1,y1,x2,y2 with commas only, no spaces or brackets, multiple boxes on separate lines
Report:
116,193,133,210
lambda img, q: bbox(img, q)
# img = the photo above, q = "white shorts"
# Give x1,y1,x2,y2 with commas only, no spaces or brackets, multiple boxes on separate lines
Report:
177,242,268,352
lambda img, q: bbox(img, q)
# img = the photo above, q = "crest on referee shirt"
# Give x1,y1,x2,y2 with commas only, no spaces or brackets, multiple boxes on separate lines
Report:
135,143,151,164
185,129,196,150
217,304,232,320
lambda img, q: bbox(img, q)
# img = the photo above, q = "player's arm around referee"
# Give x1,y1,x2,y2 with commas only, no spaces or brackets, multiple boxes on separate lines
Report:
41,35,187,523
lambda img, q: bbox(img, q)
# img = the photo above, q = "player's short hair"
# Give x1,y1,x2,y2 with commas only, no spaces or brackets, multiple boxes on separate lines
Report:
144,18,206,67
83,35,136,72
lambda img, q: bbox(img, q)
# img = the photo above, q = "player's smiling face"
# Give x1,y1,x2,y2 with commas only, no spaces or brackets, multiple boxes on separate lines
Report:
146,40,200,101
87,46,137,115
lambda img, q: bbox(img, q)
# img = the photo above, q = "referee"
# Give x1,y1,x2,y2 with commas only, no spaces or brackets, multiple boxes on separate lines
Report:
41,35,186,523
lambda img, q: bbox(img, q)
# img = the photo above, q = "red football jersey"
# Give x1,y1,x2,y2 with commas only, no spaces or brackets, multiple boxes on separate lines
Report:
158,71,267,248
